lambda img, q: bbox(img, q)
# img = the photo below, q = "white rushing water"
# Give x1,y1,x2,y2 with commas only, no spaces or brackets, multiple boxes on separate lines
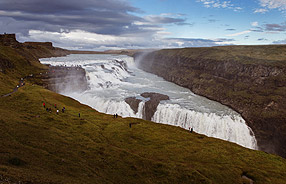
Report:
40,54,258,149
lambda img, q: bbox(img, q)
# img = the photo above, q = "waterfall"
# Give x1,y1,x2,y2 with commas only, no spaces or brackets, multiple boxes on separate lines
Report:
136,101,145,119
40,54,258,150
152,103,257,149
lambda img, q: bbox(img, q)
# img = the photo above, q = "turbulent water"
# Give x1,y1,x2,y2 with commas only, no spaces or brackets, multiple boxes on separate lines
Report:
40,54,258,149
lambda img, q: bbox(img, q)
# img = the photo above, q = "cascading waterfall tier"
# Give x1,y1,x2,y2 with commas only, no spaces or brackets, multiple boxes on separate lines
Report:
40,54,258,150
152,103,257,149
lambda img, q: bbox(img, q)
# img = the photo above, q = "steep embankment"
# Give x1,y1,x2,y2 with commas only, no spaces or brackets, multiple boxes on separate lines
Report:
134,46,286,157
1,35,286,183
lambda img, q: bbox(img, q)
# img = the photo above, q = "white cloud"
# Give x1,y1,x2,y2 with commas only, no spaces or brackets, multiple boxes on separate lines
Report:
196,0,242,11
256,0,286,12
23,30,157,50
226,30,251,36
251,22,259,26
21,29,231,50
254,8,268,13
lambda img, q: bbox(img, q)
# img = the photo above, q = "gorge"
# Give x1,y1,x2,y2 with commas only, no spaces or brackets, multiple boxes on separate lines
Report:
134,46,286,157
40,54,258,150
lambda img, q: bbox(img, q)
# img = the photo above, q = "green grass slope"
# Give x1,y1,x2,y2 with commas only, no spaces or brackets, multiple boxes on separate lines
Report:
0,84,286,184
0,42,286,183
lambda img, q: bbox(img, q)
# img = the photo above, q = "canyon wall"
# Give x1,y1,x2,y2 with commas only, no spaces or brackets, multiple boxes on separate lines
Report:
134,45,286,157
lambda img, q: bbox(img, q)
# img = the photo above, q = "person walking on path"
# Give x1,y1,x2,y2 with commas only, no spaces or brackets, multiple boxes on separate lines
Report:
43,102,45,108
56,109,59,115
54,104,57,108
78,113,80,118
116,113,118,118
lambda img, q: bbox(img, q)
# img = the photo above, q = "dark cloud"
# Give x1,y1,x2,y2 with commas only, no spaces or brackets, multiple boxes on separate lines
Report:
0,0,140,14
0,0,150,36
144,15,190,25
0,0,192,39
0,0,228,50
250,27,264,32
248,22,286,33
264,23,286,32
257,38,268,41
225,28,236,31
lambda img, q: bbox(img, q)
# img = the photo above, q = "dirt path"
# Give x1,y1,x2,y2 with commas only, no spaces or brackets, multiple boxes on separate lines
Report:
2,78,25,97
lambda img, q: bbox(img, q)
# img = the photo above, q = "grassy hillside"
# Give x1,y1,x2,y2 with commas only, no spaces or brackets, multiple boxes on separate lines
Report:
0,45,45,96
1,39,286,183
1,83,286,184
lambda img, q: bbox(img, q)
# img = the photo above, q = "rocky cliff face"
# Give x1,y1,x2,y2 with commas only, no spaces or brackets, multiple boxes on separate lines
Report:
134,46,286,158
125,92,170,120
0,34,20,48
41,66,89,93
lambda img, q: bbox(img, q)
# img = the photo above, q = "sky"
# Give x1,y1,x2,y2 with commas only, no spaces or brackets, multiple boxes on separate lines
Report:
0,0,285,50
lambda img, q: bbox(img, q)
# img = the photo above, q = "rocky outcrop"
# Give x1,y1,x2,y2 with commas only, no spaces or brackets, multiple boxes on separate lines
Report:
134,46,286,158
125,97,142,114
24,42,54,49
0,34,20,48
141,92,170,121
125,92,169,120
42,66,89,93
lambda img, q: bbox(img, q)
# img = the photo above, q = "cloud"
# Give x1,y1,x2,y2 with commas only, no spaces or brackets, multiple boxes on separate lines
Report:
0,0,195,50
225,28,236,31
0,0,191,37
254,8,268,13
251,22,259,27
196,0,242,11
208,19,219,23
264,22,286,32
256,0,286,12
257,38,268,41
273,39,286,44
18,29,234,50
226,30,251,36
143,14,192,26
163,37,234,47
249,22,286,33
0,0,233,50
0,0,145,36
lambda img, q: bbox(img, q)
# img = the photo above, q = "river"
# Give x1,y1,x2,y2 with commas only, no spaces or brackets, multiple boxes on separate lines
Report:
40,54,258,149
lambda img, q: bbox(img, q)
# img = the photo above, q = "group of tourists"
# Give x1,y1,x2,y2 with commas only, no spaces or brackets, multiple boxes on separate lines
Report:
43,102,66,114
